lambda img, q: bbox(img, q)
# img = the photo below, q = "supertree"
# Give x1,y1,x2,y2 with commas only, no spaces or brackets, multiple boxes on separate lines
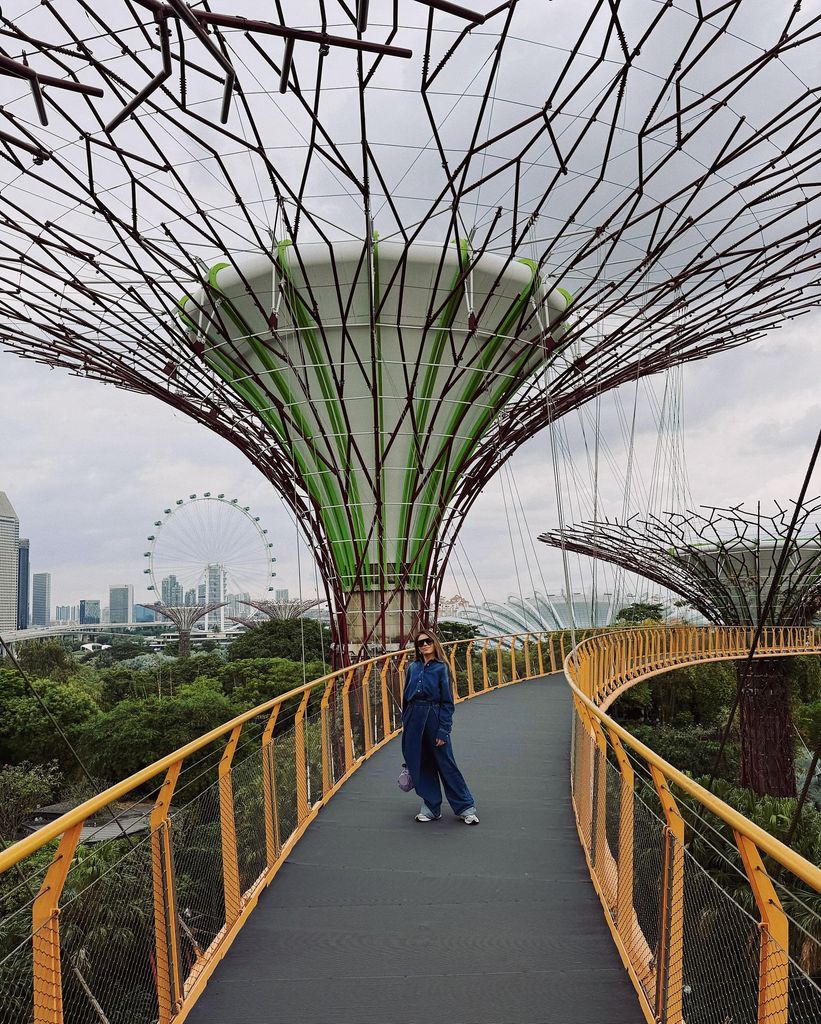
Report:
241,598,325,621
2,3,821,663
539,503,821,796
144,602,226,658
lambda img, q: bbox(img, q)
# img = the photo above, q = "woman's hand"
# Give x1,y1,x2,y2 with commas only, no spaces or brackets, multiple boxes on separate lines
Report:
435,737,446,747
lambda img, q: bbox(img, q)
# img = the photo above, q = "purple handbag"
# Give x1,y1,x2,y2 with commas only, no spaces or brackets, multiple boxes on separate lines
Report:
397,763,413,792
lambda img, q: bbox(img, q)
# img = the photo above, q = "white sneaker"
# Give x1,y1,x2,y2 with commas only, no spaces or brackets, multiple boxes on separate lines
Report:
462,812,480,825
415,811,440,822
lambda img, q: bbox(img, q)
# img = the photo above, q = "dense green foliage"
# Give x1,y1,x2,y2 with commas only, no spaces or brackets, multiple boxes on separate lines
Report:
0,761,61,840
226,617,331,662
0,621,329,799
610,655,821,826
613,600,665,624
436,620,481,642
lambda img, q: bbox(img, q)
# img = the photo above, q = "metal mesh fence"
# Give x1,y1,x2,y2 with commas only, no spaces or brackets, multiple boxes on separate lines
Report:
678,838,759,1024
0,935,34,1024
789,953,821,1023
171,784,226,969
605,756,621,867
595,758,621,911
630,785,665,993
231,748,267,897
271,727,298,848
59,834,158,1024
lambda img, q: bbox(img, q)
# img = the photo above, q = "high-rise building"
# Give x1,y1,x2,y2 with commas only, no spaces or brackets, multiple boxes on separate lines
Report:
0,493,19,633
161,574,183,606
109,584,134,624
206,563,225,631
55,605,72,622
134,604,155,623
31,572,51,627
226,591,250,617
79,599,100,625
275,588,289,602
184,588,197,607
16,538,29,629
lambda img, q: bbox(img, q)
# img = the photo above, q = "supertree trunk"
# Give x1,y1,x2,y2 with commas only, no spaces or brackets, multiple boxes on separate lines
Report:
738,659,796,797
177,629,192,659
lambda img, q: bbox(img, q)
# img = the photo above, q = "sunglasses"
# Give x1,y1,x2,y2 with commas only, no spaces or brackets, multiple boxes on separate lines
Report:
416,637,433,646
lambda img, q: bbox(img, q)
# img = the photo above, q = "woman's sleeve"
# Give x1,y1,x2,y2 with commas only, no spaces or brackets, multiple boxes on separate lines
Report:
436,663,455,739
402,663,413,708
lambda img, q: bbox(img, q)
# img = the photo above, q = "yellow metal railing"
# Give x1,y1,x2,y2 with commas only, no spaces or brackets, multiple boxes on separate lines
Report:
2,625,819,1024
0,629,585,1024
566,625,821,1024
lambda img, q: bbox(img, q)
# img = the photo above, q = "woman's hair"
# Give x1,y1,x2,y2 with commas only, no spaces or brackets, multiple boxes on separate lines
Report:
412,628,455,689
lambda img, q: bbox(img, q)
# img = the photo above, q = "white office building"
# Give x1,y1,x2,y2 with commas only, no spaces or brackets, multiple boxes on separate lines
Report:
109,584,134,624
0,492,19,633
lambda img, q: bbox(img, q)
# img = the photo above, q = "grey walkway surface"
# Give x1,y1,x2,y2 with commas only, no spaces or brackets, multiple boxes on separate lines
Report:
188,674,641,1023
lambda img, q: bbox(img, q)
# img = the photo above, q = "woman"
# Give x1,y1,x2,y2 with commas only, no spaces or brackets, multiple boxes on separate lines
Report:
401,628,479,825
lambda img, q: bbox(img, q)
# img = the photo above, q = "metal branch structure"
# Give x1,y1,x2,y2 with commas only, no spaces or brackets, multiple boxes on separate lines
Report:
2,3,821,661
539,503,821,628
143,601,225,657
242,598,325,621
540,503,821,795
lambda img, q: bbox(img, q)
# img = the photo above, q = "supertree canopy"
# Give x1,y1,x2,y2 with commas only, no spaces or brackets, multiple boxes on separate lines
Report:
539,504,821,628
539,503,821,796
2,2,821,660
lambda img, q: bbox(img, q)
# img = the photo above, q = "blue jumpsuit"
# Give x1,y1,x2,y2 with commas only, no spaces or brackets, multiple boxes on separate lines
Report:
401,658,475,817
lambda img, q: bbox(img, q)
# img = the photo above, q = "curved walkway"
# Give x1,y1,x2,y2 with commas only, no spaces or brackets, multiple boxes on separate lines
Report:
187,674,640,1024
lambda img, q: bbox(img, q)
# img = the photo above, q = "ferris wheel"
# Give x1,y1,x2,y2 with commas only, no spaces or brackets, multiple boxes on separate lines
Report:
143,493,276,628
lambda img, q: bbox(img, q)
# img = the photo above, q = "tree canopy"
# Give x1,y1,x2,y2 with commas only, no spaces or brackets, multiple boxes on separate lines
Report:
227,618,331,663
613,602,665,625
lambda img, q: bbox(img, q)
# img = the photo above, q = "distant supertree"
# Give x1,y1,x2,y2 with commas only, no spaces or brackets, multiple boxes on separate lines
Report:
540,503,821,796
241,598,325,621
144,603,226,658
2,3,821,662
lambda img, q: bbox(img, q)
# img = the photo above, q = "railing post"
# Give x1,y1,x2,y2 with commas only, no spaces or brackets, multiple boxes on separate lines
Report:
361,664,374,751
510,635,518,682
218,723,243,926
464,640,475,695
320,678,337,796
607,729,636,952
523,633,532,677
734,831,789,1024
32,823,83,1024
536,633,545,675
151,761,183,1024
548,632,557,672
262,705,281,866
448,644,460,702
294,689,312,821
649,766,685,1024
478,638,488,689
496,638,503,685
588,716,608,877
573,698,596,849
342,668,355,773
380,660,392,741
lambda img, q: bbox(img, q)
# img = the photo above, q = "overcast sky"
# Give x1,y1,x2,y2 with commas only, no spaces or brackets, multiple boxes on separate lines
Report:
3,309,820,612
1,1,820,618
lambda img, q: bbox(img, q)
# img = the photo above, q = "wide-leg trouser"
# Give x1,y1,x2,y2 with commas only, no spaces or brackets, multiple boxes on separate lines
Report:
401,702,475,816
